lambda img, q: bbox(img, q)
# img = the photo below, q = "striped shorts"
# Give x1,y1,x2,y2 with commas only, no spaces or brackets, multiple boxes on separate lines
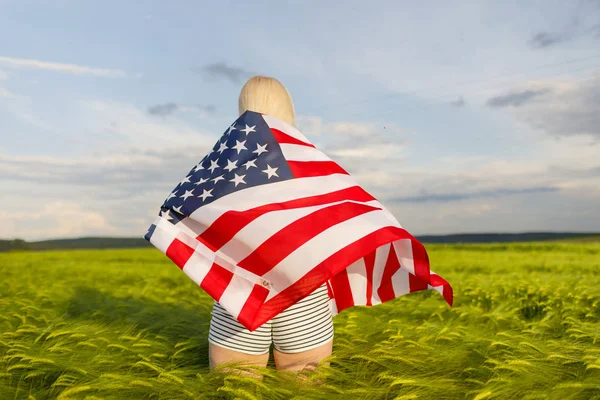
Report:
208,282,334,355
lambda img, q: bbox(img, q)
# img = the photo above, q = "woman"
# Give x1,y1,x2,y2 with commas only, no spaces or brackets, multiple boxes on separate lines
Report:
207,76,334,382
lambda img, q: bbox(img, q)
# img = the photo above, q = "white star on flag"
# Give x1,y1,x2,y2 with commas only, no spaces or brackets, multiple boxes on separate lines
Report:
230,173,246,187
212,175,225,184
180,189,194,200
217,142,229,154
253,143,268,156
165,191,177,202
172,205,183,214
159,209,173,221
194,177,209,186
179,175,192,185
208,159,220,173
224,159,238,172
198,188,213,201
262,164,279,179
241,124,256,135
243,159,257,170
232,139,247,154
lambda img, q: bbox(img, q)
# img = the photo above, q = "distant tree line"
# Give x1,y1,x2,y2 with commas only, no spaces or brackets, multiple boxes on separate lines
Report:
0,237,152,252
0,233,598,252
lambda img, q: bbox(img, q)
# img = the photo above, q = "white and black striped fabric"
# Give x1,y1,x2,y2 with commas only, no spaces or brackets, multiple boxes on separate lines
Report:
208,282,334,355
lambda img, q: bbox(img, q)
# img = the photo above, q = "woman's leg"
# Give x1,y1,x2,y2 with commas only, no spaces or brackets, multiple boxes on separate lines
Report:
273,338,332,371
209,342,270,379
271,283,334,382
208,300,272,380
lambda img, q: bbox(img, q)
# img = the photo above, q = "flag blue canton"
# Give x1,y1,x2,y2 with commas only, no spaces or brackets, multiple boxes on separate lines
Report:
159,111,294,221
143,223,156,242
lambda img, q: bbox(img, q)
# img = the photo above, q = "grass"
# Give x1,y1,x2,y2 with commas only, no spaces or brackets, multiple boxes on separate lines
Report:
0,242,599,399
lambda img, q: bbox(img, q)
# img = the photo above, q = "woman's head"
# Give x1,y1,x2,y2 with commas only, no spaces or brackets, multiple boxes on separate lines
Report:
238,75,296,127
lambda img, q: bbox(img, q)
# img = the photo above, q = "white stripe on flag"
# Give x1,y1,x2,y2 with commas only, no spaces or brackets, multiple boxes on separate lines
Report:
150,216,261,286
280,143,331,162
429,271,447,297
151,217,179,253
428,283,444,297
175,217,208,239
217,199,373,264
188,173,360,227
217,274,257,319
263,115,313,144
151,215,219,264
264,209,398,301
346,258,368,306
371,243,391,305
390,267,411,298
328,296,339,317
365,199,403,228
182,251,214,286
214,254,264,285
392,238,415,276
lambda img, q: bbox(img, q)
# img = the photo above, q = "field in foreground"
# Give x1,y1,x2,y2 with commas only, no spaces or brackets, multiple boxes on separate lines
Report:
0,243,599,400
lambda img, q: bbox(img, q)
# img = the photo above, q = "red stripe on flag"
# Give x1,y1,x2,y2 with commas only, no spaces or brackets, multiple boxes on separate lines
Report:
444,286,453,307
198,186,375,250
430,274,454,307
288,160,349,178
200,263,234,302
239,201,381,276
410,237,431,283
166,239,195,270
429,274,447,287
330,268,354,313
363,250,375,306
236,283,271,330
245,226,406,331
377,244,401,302
271,128,314,147
408,272,429,292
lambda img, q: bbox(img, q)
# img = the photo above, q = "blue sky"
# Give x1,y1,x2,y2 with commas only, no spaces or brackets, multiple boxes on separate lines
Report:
1,0,599,240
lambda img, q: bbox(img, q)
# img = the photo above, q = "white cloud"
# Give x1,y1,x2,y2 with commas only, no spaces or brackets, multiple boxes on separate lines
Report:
296,116,323,137
297,116,407,139
0,100,57,131
296,117,408,167
505,71,600,138
80,100,216,145
0,87,14,97
388,189,600,236
324,121,401,137
252,2,598,110
345,135,600,206
0,200,119,240
2,108,599,240
0,56,130,78
328,143,404,160
2,98,220,153
0,69,13,98
0,145,206,189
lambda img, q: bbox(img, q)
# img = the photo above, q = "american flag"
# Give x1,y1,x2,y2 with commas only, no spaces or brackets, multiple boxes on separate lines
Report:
144,110,453,332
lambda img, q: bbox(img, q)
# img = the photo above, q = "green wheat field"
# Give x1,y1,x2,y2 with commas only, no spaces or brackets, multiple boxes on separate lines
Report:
1,241,599,400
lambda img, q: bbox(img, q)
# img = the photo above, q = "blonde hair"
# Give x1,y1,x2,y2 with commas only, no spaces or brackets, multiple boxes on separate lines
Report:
238,75,296,127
